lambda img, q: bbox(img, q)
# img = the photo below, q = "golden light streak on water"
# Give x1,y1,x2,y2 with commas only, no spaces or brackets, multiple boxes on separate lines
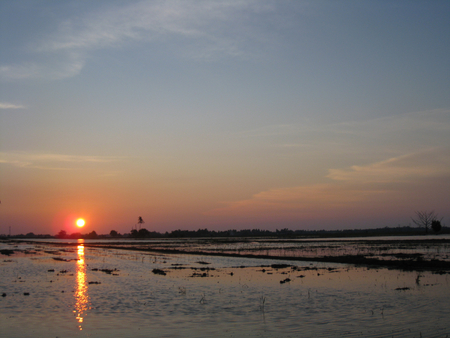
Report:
74,239,89,331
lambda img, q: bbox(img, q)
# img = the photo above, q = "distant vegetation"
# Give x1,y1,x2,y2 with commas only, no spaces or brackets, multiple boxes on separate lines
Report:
123,225,450,238
1,225,449,240
55,230,99,239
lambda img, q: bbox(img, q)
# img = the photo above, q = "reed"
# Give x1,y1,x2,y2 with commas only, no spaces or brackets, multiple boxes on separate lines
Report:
259,295,266,311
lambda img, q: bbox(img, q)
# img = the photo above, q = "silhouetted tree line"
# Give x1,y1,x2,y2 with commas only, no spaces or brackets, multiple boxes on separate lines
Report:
125,225,449,239
0,232,53,239
129,228,163,238
55,230,99,239
1,224,448,240
166,228,283,238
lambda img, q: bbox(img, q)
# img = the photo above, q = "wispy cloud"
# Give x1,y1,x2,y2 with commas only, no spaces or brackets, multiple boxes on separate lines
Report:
206,147,450,221
330,109,450,138
238,109,450,155
0,102,26,109
0,152,123,170
204,109,450,226
328,149,450,183
1,0,274,80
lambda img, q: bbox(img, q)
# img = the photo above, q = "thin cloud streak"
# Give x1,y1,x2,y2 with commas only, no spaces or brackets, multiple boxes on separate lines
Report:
241,109,450,140
331,109,450,136
0,152,124,170
0,102,26,109
0,56,84,80
328,149,450,183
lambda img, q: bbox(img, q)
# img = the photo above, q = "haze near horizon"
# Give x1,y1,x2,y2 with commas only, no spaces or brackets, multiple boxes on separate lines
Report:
1,1,449,235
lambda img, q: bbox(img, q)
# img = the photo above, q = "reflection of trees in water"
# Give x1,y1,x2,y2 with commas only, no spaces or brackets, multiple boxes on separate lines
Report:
75,241,90,331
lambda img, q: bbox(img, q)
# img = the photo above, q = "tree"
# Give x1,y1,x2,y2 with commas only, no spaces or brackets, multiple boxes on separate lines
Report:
138,228,150,238
431,220,442,233
411,210,440,234
137,216,145,229
110,230,118,237
69,232,82,239
85,231,98,239
56,230,67,239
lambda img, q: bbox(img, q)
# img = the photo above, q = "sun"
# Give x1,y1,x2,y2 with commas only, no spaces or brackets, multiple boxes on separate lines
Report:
76,218,85,228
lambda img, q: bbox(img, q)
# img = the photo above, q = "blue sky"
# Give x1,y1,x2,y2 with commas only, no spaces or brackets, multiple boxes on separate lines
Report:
1,0,449,235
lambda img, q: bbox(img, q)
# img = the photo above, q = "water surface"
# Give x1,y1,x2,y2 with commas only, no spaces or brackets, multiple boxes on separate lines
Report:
1,240,449,337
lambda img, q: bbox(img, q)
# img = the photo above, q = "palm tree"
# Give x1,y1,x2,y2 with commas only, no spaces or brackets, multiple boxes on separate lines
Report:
137,216,145,230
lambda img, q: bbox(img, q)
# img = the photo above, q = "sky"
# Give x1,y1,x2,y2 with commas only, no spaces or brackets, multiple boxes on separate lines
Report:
1,0,449,235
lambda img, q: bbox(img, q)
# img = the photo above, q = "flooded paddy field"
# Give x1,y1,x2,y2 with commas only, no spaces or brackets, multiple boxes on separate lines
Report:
1,238,450,337
84,235,450,270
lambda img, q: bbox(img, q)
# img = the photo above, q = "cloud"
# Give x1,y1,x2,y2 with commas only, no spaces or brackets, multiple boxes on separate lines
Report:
204,109,450,225
0,64,39,80
331,109,450,139
205,147,450,222
0,152,123,170
0,102,26,109
1,0,274,80
207,184,377,216
328,149,450,183
236,109,450,158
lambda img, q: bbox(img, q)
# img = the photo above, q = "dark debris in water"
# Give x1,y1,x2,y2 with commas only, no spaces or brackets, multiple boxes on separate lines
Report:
152,269,167,276
191,267,215,271
52,257,72,262
271,264,293,269
302,266,318,271
196,261,211,265
88,281,101,285
381,253,423,259
91,268,119,275
320,255,450,271
191,272,209,278
395,287,411,291
0,249,14,256
280,278,291,284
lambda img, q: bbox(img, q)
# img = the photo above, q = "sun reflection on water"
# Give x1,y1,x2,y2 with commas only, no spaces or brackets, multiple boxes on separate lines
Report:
74,239,89,330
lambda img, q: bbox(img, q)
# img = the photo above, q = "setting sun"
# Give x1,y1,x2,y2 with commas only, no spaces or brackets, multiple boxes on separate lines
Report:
76,218,86,227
